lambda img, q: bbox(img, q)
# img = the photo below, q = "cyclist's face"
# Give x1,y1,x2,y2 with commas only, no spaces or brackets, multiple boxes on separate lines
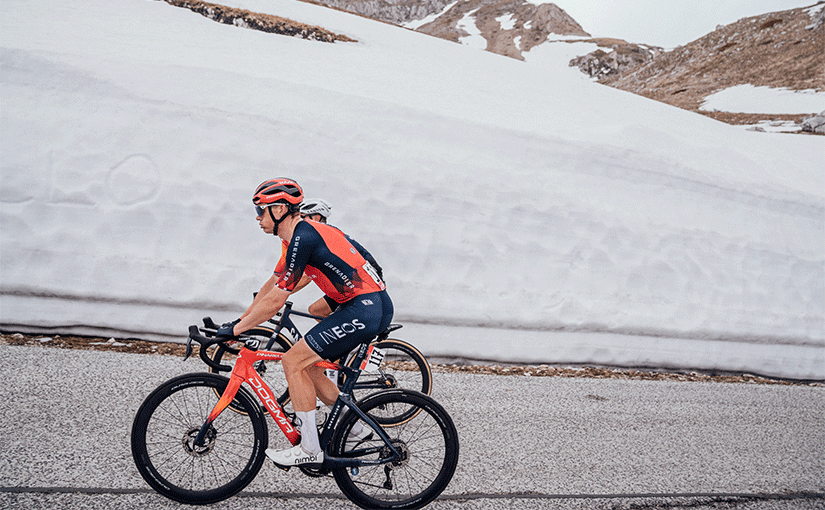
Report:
257,205,283,234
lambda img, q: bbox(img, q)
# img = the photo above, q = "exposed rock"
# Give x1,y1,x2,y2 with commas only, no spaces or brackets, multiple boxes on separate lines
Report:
162,0,356,42
569,43,663,79
310,0,589,60
593,4,824,122
801,110,825,134
414,1,588,60
305,0,455,25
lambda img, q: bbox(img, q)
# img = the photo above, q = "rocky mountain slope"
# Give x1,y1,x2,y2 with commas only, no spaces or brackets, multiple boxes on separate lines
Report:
306,0,590,59
309,0,824,130
411,1,588,60
582,3,825,129
303,0,454,25
159,0,824,131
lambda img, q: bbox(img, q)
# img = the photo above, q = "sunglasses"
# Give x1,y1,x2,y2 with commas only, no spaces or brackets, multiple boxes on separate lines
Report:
255,205,266,217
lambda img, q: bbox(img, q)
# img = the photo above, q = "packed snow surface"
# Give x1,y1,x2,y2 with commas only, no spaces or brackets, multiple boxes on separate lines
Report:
457,8,487,49
700,85,825,115
1,0,823,379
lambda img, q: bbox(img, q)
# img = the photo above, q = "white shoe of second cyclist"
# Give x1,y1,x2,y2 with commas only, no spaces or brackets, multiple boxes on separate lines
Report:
266,445,323,467
347,427,374,445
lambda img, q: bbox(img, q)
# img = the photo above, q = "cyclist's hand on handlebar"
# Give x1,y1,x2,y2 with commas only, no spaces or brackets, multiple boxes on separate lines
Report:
217,319,240,337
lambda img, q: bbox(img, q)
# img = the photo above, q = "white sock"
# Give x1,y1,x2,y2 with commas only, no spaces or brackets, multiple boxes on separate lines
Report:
296,410,321,455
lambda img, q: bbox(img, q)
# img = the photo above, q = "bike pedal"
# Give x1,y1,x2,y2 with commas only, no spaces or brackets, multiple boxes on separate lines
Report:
274,464,291,472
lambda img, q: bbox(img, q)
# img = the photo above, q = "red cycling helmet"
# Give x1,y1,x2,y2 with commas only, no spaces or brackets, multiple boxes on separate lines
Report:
252,178,303,208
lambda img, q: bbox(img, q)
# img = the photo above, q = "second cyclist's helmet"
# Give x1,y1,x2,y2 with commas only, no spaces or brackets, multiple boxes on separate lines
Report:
300,198,332,220
252,178,303,212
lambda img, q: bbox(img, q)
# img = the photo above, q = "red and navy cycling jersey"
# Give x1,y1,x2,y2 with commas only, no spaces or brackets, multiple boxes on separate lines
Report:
276,221,385,303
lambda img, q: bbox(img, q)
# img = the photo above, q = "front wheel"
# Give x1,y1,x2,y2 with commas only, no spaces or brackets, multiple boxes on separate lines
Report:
331,390,459,510
131,373,268,504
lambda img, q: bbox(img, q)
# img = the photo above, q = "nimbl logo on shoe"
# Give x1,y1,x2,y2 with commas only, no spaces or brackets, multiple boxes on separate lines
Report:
296,453,319,464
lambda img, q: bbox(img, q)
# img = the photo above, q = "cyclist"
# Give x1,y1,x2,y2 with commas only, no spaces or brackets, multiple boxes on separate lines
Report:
292,198,384,319
299,198,332,223
217,178,393,467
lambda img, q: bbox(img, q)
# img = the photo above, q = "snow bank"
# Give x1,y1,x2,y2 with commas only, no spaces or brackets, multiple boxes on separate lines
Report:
700,85,825,114
1,0,823,379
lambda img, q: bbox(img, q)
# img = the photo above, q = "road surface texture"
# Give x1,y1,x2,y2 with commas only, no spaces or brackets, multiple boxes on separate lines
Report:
0,344,822,509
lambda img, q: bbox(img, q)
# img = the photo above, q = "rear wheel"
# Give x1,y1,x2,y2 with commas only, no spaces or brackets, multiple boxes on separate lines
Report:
331,390,458,510
131,373,268,504
344,338,432,426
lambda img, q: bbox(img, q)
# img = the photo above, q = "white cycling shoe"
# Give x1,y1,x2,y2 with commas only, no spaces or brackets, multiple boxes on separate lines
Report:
266,445,323,467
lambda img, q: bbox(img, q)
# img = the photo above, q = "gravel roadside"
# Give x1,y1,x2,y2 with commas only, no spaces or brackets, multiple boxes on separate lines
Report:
1,331,820,386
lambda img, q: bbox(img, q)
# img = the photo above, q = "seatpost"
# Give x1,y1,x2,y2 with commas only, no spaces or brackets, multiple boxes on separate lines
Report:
337,342,370,395
279,301,294,323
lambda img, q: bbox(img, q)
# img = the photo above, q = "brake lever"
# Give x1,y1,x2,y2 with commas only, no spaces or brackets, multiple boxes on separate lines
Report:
183,336,194,361
202,317,220,330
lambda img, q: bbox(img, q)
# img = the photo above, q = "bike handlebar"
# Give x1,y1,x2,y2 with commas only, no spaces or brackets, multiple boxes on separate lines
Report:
185,323,234,372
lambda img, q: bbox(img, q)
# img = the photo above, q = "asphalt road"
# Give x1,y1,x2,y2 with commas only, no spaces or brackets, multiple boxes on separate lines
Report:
0,344,823,510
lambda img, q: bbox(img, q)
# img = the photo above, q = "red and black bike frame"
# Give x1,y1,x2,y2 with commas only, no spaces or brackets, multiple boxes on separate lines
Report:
186,329,402,469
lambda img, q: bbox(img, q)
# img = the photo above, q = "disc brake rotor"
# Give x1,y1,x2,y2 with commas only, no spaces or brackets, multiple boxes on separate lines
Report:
182,426,217,457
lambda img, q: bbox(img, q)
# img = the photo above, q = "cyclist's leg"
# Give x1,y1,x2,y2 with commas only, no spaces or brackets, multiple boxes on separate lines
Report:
304,291,393,440
376,290,393,333
308,295,336,319
308,365,339,405
270,339,327,464
303,291,391,361
282,339,328,413
270,290,387,467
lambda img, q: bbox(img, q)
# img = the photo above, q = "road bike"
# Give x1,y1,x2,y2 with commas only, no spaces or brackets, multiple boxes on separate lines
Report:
130,325,459,509
202,301,432,425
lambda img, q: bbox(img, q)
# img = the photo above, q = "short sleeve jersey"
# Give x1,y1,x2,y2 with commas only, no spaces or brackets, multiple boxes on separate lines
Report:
275,221,385,303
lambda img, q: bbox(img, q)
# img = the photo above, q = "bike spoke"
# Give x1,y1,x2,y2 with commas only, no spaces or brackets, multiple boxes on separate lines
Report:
133,375,267,502
331,390,457,508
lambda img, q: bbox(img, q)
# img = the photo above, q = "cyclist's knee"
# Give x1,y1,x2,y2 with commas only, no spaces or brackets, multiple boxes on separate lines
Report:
283,339,322,375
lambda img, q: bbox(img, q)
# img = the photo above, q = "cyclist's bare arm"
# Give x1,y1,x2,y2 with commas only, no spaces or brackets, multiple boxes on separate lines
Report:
240,274,278,320
236,284,291,335
238,272,313,333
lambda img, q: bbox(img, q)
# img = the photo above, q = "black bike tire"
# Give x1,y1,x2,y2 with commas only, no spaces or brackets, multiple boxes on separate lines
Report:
131,373,268,505
330,389,459,510
344,338,432,425
209,328,293,410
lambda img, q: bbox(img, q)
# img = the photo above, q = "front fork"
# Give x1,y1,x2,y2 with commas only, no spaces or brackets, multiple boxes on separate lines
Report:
193,373,244,447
